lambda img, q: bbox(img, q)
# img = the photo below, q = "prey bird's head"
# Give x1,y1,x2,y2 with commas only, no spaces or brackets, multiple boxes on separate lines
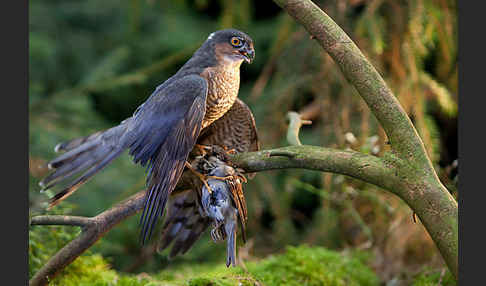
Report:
206,29,255,64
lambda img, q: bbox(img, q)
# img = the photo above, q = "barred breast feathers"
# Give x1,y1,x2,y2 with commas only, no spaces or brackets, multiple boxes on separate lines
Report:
200,65,241,129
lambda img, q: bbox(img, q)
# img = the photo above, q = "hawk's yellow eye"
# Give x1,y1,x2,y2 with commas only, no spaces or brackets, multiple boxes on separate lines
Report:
230,37,242,47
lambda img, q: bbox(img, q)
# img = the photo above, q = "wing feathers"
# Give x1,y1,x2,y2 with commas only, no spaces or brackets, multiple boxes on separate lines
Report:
136,75,208,244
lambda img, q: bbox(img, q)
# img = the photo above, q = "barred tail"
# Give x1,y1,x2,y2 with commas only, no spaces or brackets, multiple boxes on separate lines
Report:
39,123,128,209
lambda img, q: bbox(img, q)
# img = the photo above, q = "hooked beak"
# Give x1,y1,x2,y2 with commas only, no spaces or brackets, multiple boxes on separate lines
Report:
239,46,255,64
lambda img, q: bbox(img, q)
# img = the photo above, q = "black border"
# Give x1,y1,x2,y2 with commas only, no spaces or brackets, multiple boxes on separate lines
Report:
18,1,470,285
457,1,481,285
4,0,29,284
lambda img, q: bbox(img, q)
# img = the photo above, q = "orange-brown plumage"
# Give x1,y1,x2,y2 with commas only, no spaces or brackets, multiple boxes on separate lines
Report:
200,42,243,129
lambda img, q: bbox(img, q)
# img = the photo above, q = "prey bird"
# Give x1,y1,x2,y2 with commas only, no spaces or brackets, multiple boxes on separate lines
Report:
159,153,247,267
39,29,256,245
201,160,246,267
157,99,259,266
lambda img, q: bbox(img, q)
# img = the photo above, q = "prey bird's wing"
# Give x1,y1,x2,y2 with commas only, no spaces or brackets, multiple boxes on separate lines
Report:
227,176,248,242
125,75,208,244
197,98,259,153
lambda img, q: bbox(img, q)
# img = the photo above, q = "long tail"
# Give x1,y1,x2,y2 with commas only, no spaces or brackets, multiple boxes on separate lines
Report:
225,217,237,267
39,123,128,209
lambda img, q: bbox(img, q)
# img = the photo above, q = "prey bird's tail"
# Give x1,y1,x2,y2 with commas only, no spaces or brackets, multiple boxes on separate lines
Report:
225,218,237,267
39,121,130,209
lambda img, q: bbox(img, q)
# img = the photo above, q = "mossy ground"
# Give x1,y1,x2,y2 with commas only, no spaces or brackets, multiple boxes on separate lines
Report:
31,243,382,285
29,211,454,286
410,268,456,286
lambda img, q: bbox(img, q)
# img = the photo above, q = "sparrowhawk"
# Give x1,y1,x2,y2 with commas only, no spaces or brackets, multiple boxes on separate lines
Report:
39,29,256,245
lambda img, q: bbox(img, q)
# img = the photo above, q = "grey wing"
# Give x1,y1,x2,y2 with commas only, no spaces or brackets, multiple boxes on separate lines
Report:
39,74,208,224
157,189,210,258
197,98,259,153
129,75,208,244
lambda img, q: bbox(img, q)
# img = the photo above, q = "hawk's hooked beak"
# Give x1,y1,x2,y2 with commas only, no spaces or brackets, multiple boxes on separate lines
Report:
239,46,255,64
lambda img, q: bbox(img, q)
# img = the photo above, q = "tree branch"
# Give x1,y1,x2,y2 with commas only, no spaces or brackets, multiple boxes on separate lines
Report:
271,0,457,278
273,0,430,171
31,216,94,228
231,146,399,192
29,191,146,286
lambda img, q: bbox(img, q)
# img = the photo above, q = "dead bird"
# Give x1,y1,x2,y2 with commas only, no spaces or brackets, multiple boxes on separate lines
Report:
201,163,243,267
158,154,247,267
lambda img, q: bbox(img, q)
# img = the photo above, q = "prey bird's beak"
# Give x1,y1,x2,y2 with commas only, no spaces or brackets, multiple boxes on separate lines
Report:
239,46,255,64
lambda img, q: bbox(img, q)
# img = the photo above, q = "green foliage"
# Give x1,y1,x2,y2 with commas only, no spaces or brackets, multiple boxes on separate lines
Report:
29,203,80,278
411,268,456,286
29,210,150,285
34,244,378,285
247,245,379,286
50,253,157,286
161,245,379,286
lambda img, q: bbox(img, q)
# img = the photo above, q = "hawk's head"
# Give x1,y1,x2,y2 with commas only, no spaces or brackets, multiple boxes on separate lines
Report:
206,29,255,64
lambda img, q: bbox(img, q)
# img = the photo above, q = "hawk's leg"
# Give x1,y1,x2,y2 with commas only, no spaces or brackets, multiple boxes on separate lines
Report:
185,161,213,194
223,147,237,155
207,175,234,181
235,173,248,183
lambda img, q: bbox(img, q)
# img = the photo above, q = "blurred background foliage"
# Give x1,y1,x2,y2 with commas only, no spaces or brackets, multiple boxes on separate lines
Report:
29,0,457,285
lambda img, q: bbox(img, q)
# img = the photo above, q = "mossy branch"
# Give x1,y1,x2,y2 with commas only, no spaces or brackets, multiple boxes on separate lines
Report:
29,191,146,286
231,146,400,192
272,0,457,278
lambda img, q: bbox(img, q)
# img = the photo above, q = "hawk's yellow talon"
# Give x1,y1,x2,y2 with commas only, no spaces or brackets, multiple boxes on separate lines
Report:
185,161,213,194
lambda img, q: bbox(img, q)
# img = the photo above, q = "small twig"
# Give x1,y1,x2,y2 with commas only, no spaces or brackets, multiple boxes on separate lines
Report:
30,215,95,228
286,111,312,146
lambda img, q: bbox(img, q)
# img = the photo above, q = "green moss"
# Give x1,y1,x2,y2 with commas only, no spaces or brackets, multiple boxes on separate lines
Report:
158,245,379,286
247,245,379,286
29,203,80,279
411,268,456,286
48,253,161,286
31,244,379,286
29,213,151,286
